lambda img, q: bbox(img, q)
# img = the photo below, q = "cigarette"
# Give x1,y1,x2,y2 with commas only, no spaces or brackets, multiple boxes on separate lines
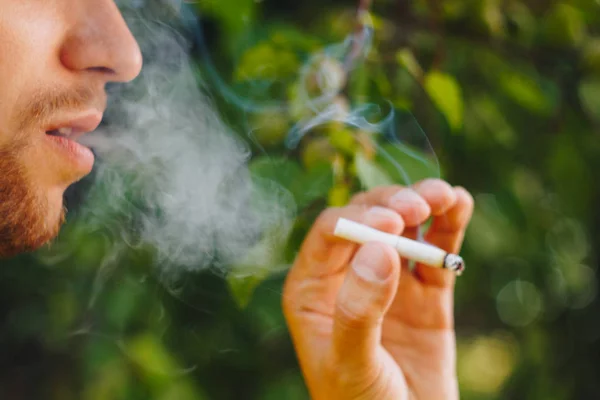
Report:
334,218,465,275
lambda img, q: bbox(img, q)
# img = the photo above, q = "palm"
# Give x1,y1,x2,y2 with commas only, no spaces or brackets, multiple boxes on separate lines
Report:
382,275,457,396
308,251,456,397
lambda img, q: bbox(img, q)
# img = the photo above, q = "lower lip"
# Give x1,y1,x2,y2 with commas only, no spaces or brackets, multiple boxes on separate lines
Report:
45,134,95,174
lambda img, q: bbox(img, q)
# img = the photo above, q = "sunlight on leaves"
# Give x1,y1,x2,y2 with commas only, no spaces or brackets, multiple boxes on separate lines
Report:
424,71,464,131
355,151,395,189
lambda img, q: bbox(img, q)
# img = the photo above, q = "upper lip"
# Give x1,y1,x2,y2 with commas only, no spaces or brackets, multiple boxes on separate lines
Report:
45,111,103,140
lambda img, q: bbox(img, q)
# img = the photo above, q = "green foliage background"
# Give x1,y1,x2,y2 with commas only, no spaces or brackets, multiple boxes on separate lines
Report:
2,0,600,399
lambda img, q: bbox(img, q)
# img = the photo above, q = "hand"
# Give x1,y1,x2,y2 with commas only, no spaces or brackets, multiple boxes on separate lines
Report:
282,179,474,399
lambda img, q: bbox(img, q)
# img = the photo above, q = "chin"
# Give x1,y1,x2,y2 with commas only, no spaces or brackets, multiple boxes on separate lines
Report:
41,189,67,241
48,186,68,216
0,187,65,259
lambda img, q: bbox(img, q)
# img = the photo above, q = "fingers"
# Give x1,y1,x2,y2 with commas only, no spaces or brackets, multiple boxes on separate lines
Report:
293,205,404,278
424,186,474,253
415,187,475,287
350,179,458,227
412,179,458,216
349,180,473,288
283,206,406,386
331,242,400,373
351,186,429,227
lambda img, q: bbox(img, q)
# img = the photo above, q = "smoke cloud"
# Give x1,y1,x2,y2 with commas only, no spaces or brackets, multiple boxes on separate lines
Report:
46,2,295,282
38,0,437,297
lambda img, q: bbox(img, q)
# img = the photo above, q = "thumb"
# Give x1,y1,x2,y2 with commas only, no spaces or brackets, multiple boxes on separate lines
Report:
331,242,400,373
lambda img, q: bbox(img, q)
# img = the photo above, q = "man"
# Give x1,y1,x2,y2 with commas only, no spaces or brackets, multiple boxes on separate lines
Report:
0,1,473,399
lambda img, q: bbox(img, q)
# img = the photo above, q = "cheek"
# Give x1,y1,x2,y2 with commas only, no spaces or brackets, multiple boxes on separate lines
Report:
0,3,66,138
0,31,26,145
1,143,65,223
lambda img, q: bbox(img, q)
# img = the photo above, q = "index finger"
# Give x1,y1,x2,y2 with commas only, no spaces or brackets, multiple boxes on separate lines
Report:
294,205,405,279
350,179,458,226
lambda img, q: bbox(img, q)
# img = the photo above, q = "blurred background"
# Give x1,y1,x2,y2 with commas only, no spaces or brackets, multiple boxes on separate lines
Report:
1,0,600,399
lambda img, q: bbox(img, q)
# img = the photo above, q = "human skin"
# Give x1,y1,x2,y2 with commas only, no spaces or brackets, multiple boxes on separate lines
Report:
0,1,474,398
0,0,141,256
283,180,474,399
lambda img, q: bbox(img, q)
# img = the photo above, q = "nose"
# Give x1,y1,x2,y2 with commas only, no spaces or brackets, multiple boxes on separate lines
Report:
59,0,143,83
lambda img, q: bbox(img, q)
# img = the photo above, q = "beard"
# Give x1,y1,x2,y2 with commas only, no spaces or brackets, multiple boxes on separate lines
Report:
0,144,64,258
0,78,103,260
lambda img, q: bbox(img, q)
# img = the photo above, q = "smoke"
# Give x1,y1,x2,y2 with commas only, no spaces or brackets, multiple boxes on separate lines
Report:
187,3,439,180
48,2,295,282
38,0,438,296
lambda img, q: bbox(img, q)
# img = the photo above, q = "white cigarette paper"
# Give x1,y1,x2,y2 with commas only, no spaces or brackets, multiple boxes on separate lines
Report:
334,218,465,275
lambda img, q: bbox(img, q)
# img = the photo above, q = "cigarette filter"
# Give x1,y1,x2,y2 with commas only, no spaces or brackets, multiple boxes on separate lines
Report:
334,218,465,275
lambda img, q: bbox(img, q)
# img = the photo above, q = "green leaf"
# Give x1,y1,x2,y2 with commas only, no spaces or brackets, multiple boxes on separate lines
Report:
127,334,179,390
235,43,299,81
355,152,395,190
498,71,551,115
579,77,600,122
250,156,302,194
231,157,304,308
466,95,517,147
396,48,423,78
260,372,309,400
227,268,271,309
250,156,332,208
541,3,587,47
376,142,440,185
230,157,331,308
194,0,257,35
474,50,558,115
227,223,291,309
424,71,464,131
582,39,600,75
292,163,334,208
159,383,207,400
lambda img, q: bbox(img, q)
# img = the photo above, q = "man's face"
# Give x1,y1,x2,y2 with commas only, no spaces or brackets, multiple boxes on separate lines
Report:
0,0,142,257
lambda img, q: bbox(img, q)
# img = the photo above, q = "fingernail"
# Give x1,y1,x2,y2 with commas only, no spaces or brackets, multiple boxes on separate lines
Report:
365,206,396,226
390,189,427,208
352,243,392,282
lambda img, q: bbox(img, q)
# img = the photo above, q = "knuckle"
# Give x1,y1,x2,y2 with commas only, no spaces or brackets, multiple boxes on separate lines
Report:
366,206,400,221
317,204,369,225
349,191,368,204
335,298,379,329
364,207,405,234
392,187,426,203
418,177,446,186
316,207,342,225
416,178,454,194
385,184,405,195
336,305,370,330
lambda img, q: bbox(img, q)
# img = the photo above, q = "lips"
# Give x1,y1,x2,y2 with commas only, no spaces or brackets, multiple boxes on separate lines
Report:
45,113,103,140
46,127,77,138
44,112,102,176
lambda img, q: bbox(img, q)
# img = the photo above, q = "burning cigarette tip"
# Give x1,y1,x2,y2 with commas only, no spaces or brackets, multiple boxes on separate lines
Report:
443,254,465,276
